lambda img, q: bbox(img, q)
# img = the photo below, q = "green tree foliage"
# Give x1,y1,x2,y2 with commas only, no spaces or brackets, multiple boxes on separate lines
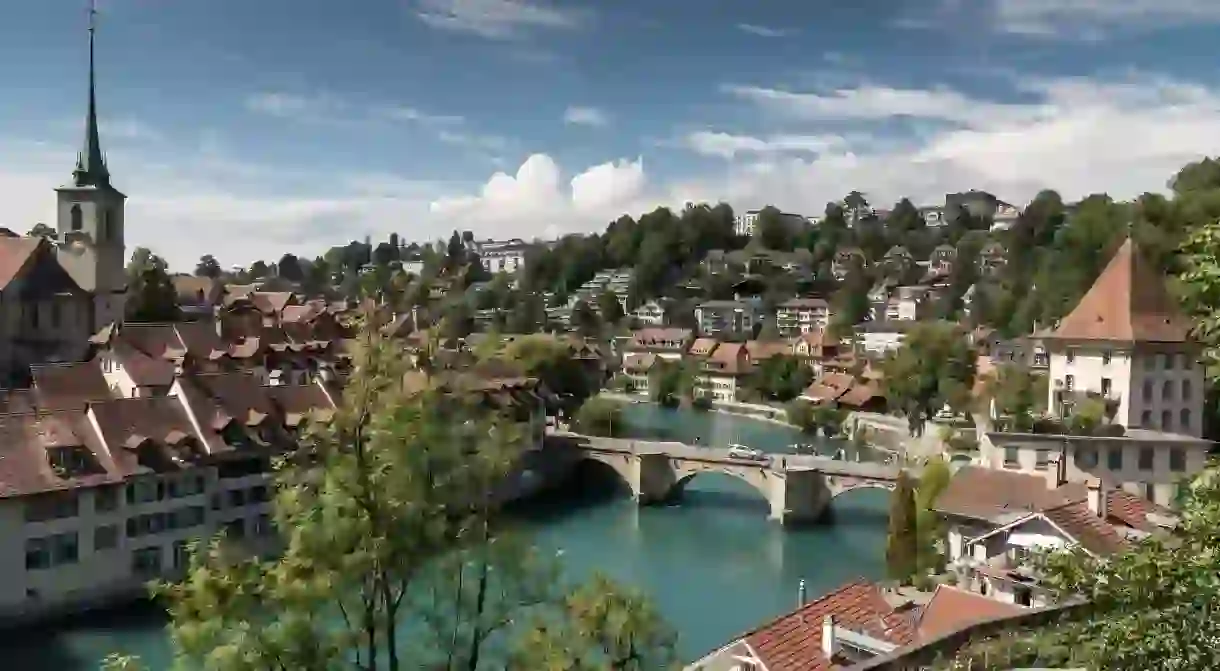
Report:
106,323,677,671
500,334,598,412
126,247,180,323
570,301,601,337
913,458,951,576
574,397,626,437
596,291,626,326
830,262,872,332
884,471,919,585
785,400,816,433
882,322,977,435
755,205,795,251
648,359,693,408
748,354,814,402
27,222,56,239
194,254,222,278
983,363,1046,428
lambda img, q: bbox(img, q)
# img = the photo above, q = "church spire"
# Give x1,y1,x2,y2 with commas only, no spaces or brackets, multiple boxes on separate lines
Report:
73,0,110,188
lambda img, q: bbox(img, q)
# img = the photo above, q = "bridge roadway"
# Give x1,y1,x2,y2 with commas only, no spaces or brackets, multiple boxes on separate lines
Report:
546,433,913,525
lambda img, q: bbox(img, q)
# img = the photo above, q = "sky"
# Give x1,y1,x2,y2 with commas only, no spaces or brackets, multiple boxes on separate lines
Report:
3,0,1220,271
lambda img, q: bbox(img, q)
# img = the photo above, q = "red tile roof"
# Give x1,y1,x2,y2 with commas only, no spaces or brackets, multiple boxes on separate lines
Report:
30,360,115,410
1050,237,1192,342
1041,501,1129,555
743,580,917,671
915,585,1023,640
0,236,43,289
0,410,126,499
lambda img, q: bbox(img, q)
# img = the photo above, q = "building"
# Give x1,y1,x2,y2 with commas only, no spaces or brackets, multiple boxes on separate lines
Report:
855,319,921,354
774,298,830,336
0,17,131,386
693,341,750,403
869,285,933,322
632,300,666,326
1043,237,1203,436
474,239,528,274
695,300,762,339
945,190,1016,227
733,209,808,238
627,328,693,361
686,579,1019,671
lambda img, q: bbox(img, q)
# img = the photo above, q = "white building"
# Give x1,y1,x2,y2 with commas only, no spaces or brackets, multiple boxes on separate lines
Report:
1043,237,1203,437
633,301,666,326
774,298,830,336
475,238,529,274
734,209,808,237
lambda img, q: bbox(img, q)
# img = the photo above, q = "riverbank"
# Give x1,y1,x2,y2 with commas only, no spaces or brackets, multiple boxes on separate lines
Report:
596,391,800,430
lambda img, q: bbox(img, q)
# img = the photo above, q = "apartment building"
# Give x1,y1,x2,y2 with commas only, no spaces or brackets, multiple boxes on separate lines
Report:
475,238,529,274
632,301,666,326
775,298,830,336
627,328,693,361
694,300,762,339
868,285,933,322
695,342,750,403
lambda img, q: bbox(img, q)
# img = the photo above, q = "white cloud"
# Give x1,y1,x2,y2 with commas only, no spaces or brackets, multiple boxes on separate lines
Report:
909,0,1220,39
563,106,609,127
7,72,1220,278
736,23,791,38
414,0,584,39
244,92,335,119
682,131,849,159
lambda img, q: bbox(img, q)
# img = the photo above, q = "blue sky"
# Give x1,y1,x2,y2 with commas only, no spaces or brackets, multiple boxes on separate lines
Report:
2,0,1220,270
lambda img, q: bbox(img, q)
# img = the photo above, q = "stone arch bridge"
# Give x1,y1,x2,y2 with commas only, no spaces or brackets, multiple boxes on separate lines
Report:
549,434,913,525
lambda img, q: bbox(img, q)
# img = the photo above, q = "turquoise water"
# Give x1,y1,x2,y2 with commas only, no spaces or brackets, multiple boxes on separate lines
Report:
0,405,890,667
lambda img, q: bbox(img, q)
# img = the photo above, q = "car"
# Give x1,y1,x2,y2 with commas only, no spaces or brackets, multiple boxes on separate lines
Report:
728,444,767,461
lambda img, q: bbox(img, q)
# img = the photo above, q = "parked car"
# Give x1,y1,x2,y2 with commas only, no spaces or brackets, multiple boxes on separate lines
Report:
728,444,768,461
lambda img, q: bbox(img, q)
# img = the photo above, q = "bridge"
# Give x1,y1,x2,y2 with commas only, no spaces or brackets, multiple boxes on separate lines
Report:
547,433,913,525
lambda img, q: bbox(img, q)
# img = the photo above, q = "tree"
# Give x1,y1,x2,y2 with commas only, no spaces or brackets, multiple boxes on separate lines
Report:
126,247,179,323
649,360,693,407
574,397,625,437
27,223,56,239
571,300,601,337
984,363,1045,426
884,471,919,585
882,322,977,435
501,334,599,412
830,263,872,331
941,464,1220,670
107,320,678,671
914,458,951,576
276,253,303,282
194,254,222,278
755,205,794,251
596,291,625,326
749,354,814,402
249,260,271,279
373,242,397,267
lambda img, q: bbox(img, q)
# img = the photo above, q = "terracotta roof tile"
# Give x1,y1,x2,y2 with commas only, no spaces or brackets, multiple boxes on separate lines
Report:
688,338,719,356
630,328,692,351
705,342,750,375
0,410,125,499
30,360,115,409
745,340,790,360
839,381,883,408
1042,501,1129,556
933,467,1080,522
743,580,917,671
1050,237,1193,342
915,585,1023,640
88,397,205,473
0,236,43,289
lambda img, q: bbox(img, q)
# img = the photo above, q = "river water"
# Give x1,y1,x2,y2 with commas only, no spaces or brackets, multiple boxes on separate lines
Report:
0,404,890,668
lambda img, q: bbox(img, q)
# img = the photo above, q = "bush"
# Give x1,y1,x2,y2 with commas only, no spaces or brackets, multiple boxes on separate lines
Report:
691,396,713,412
785,400,817,433
573,397,625,437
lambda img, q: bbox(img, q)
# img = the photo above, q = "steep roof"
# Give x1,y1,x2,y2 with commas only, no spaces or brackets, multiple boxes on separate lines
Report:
0,237,47,290
914,585,1022,641
1049,237,1193,342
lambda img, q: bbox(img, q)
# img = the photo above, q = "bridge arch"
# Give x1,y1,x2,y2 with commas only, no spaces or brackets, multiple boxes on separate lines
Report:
825,479,896,499
571,452,640,496
670,463,774,508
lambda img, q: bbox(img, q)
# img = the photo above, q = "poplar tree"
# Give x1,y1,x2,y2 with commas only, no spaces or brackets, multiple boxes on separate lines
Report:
885,471,919,585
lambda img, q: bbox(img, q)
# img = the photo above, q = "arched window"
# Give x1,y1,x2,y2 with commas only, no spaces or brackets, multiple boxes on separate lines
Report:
70,204,83,231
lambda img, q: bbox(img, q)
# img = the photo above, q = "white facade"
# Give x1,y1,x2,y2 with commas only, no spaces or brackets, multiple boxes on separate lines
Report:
775,299,829,336
1047,343,1205,437
633,301,665,326
476,239,528,274
734,209,808,237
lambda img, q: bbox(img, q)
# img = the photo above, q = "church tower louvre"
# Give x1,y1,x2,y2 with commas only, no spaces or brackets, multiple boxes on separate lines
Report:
54,0,128,330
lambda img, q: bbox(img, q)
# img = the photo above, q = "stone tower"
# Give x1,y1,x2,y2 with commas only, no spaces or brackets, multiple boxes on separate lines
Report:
55,1,127,330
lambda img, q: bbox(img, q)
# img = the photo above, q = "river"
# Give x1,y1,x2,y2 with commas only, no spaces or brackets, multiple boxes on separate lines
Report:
0,404,891,668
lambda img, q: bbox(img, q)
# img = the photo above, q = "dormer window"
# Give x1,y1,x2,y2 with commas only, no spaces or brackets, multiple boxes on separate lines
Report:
47,446,98,478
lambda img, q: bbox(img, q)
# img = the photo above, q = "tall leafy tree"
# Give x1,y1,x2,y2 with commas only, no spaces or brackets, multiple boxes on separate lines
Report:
882,321,977,435
596,291,625,326
884,471,919,584
126,247,180,323
276,253,303,282
194,254,222,278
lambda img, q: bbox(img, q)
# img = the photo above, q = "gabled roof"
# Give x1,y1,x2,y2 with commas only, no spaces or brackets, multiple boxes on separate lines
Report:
962,499,1127,557
914,585,1022,641
30,360,115,409
741,580,917,671
0,233,43,290
1049,237,1193,342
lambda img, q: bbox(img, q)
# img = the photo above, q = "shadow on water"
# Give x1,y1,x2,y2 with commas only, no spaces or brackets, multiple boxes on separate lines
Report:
504,459,633,528
0,599,169,670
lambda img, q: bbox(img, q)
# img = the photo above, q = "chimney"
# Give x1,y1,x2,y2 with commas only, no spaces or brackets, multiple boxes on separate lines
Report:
1087,479,1104,518
821,615,836,659
1044,453,1064,489
798,579,807,607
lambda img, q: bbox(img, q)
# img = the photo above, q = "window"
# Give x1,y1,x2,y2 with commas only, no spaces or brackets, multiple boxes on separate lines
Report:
1102,350,1112,365
1170,447,1186,472
250,485,270,503
223,518,246,539
1066,349,1075,364
1107,448,1123,470
1162,380,1174,401
1157,354,1167,369
24,538,50,570
1144,356,1155,371
1004,446,1020,467
228,488,247,508
1014,586,1032,607
1162,410,1173,432
94,485,119,513
1139,447,1154,471
69,204,82,231
94,525,119,551
125,480,160,506
24,492,80,522
1182,379,1193,400
1083,446,1102,468
1141,410,1152,426
172,540,190,571
1181,409,1192,431
1065,375,1074,391
1034,448,1050,470
25,533,78,570
131,547,162,576
254,513,273,537
1144,482,1156,502
1101,378,1112,396
1143,380,1153,401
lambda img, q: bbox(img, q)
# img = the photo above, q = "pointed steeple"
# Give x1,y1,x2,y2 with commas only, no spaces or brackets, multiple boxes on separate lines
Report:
72,0,110,189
